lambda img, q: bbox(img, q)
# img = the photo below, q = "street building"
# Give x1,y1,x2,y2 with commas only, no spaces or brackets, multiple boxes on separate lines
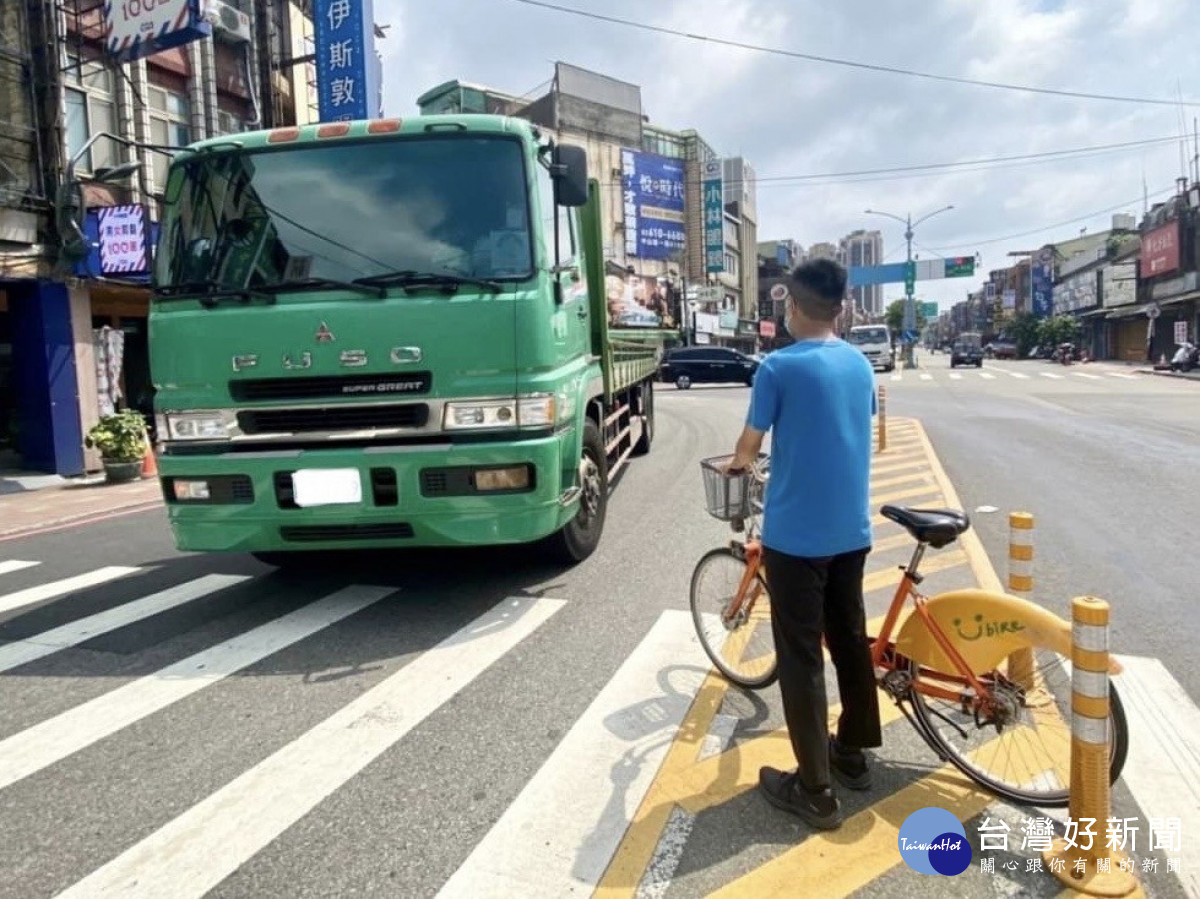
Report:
1,0,331,476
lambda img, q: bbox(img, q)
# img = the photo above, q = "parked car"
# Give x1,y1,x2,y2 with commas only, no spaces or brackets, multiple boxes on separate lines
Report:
950,333,984,368
660,346,759,389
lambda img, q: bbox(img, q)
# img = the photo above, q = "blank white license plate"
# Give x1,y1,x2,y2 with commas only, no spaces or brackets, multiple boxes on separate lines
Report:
290,468,363,507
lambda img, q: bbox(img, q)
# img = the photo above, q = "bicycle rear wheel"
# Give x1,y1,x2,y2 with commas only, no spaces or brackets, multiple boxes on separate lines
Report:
690,547,778,689
909,645,1128,806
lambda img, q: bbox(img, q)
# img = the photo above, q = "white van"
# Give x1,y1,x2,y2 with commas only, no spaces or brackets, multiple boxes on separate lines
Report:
848,325,895,372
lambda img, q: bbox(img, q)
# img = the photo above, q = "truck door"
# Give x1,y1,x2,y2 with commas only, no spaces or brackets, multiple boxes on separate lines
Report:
538,160,590,364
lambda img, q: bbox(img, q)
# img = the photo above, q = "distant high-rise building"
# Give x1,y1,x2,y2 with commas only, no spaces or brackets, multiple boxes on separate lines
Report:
840,230,884,315
807,241,840,262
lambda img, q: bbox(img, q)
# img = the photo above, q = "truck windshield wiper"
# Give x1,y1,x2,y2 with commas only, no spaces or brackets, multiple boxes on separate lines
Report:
352,270,503,293
258,277,386,299
153,281,276,308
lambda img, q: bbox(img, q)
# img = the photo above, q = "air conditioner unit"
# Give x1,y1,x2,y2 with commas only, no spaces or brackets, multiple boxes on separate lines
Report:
202,0,252,43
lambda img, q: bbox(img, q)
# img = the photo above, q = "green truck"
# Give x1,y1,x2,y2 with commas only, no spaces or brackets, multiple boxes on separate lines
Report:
149,115,668,565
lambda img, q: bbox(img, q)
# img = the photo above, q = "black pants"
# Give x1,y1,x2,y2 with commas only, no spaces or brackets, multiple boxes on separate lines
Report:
763,545,882,791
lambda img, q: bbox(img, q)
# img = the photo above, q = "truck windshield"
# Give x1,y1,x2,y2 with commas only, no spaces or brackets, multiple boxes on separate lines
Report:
155,135,534,296
849,328,888,345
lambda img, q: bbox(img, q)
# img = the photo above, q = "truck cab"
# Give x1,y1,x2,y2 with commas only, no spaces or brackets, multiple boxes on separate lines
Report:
148,115,665,566
848,325,894,372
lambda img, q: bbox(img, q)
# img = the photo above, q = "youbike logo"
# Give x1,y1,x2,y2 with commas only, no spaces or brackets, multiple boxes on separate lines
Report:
897,807,972,876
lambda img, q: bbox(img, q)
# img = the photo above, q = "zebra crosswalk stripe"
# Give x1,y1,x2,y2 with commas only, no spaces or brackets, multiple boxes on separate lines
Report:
0,566,140,616
437,610,698,898
0,585,392,791
0,574,251,674
0,561,40,577
55,596,564,899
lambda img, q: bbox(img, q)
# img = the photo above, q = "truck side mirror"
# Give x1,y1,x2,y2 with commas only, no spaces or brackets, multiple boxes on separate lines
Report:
552,145,589,208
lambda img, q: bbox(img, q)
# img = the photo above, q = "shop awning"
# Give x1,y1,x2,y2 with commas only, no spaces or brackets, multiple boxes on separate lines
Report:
1106,303,1155,320
1158,290,1200,308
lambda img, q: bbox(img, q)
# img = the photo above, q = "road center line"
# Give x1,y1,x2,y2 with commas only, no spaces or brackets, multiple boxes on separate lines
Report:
56,596,564,899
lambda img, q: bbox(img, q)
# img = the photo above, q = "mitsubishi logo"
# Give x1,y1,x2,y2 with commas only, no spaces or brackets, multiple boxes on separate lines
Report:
315,322,335,343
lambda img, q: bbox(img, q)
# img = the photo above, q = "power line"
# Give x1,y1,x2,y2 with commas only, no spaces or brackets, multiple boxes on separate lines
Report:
927,185,1175,253
750,135,1183,185
507,0,1200,108
590,133,1183,191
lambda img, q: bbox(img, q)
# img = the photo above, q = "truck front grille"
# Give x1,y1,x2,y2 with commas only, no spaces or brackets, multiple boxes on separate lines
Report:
279,523,414,542
238,404,429,434
230,372,432,402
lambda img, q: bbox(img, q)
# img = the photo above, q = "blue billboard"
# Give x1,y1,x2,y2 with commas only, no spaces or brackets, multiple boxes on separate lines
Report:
313,0,382,122
621,149,685,260
1031,248,1054,319
72,208,159,282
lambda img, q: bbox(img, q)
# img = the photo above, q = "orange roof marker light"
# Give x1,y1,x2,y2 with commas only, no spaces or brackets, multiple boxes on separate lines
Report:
267,127,301,143
317,122,351,138
367,118,402,134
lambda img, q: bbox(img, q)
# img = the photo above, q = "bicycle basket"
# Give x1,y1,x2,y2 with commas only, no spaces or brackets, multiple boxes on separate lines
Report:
700,454,759,521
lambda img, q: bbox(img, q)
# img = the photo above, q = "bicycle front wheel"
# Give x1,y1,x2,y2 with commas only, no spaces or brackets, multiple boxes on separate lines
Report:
690,547,778,689
910,645,1129,807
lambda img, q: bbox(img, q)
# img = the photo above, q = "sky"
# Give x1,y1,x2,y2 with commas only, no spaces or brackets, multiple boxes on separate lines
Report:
370,0,1200,312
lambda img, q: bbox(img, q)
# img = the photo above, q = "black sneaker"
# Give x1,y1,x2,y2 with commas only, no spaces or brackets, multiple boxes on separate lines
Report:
829,736,872,791
758,767,843,830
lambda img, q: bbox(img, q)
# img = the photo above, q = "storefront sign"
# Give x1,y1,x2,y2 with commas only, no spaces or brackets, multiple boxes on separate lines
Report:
1031,248,1054,318
97,205,149,274
759,320,777,338
736,319,757,337
1053,270,1098,314
693,312,719,335
718,309,738,331
1141,221,1180,278
104,0,211,63
313,0,382,121
703,159,724,274
1101,262,1136,307
1151,271,1199,301
620,149,685,260
1175,320,1189,345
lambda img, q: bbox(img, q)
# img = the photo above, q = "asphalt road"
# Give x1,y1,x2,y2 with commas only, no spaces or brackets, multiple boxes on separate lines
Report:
887,354,1200,701
0,365,1194,898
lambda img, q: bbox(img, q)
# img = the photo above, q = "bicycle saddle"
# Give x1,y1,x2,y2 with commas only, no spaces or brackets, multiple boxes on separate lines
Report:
880,505,970,549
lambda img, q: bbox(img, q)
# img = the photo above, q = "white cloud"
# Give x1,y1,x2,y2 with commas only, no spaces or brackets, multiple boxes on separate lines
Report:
372,0,1200,310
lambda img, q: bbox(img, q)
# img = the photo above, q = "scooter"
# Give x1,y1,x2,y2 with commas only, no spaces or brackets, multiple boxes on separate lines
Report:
1170,342,1199,372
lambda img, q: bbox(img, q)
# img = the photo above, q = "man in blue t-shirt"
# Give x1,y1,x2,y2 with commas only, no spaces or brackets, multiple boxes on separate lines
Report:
726,258,881,831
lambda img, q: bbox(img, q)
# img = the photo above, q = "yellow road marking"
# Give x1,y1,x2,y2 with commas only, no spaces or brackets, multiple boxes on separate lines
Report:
597,417,1031,897
870,459,932,478
871,483,948,506
863,550,966,594
913,420,1002,593
869,471,936,491
710,766,993,898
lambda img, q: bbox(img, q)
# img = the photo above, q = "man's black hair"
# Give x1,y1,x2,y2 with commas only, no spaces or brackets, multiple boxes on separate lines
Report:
788,258,847,322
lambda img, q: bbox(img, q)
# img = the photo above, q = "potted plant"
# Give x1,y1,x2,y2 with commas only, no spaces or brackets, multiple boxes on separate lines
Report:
85,410,148,483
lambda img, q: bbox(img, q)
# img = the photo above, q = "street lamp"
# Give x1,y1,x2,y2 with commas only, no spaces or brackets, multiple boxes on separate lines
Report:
865,204,955,369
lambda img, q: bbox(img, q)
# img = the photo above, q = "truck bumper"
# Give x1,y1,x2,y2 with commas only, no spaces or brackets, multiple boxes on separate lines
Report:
157,432,577,553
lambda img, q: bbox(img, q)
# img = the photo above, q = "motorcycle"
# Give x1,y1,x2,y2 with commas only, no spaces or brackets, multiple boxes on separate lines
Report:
1056,342,1076,365
1170,341,1199,372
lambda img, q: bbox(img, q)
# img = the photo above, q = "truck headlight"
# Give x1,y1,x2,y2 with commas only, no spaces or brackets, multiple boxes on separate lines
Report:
164,411,233,441
443,395,556,430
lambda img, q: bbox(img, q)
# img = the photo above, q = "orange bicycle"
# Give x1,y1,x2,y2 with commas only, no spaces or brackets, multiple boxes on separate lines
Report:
690,455,1128,806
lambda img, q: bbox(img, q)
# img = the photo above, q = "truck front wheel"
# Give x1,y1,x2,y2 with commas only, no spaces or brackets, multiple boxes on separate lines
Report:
549,419,607,564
